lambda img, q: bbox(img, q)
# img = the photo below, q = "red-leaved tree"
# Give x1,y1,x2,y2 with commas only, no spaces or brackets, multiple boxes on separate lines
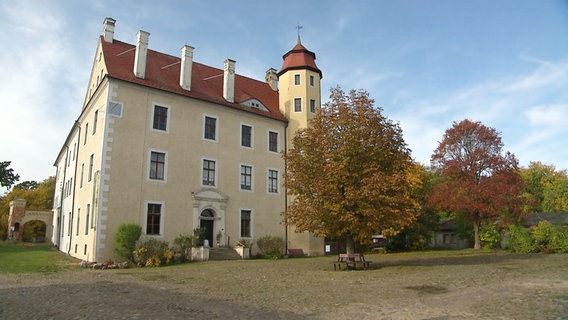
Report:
429,119,524,249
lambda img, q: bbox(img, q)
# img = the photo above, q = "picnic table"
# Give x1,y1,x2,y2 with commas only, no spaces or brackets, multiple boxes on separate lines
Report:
332,253,372,271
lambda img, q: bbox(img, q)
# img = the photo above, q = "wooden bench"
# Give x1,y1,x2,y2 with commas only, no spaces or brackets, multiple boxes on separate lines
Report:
287,248,306,257
332,253,372,271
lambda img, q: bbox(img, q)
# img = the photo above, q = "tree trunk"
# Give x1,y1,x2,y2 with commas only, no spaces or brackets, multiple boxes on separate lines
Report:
345,234,355,254
473,214,481,250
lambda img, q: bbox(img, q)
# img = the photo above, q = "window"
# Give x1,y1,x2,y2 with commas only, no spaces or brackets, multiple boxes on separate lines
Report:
93,110,98,134
268,169,278,193
204,116,217,140
240,165,252,190
86,204,91,228
294,98,302,112
152,105,168,131
88,154,94,182
268,131,278,152
240,210,251,238
310,99,316,113
85,209,89,235
202,159,216,186
310,75,315,86
80,163,84,188
294,74,301,85
68,212,72,236
241,125,252,147
149,151,166,180
108,101,123,117
84,123,89,145
146,203,162,235
76,209,80,236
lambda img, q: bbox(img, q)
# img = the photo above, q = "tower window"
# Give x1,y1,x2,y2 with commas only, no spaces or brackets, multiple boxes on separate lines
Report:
310,99,316,113
294,98,302,112
294,74,301,85
310,75,315,86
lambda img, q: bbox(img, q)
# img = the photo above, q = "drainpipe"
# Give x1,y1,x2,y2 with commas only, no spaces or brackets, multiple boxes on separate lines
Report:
284,123,289,254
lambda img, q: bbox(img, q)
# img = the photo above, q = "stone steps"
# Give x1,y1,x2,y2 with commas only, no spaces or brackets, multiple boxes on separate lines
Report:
209,247,242,260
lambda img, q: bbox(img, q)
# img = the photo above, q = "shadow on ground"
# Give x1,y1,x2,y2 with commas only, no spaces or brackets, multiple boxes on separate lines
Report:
0,281,309,320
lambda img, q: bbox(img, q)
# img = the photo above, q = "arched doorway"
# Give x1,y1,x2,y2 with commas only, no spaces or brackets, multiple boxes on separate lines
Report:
199,209,215,246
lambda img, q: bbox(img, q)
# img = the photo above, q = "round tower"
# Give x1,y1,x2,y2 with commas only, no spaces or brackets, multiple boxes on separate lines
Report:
278,37,322,145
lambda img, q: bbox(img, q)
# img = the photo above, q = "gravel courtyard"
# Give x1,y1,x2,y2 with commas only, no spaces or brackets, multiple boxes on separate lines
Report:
0,251,567,319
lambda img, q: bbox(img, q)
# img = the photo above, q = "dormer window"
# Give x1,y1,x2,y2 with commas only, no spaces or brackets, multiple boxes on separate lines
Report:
240,99,269,112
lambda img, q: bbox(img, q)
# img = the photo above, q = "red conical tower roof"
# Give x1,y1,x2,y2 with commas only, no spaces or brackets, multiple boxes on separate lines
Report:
278,37,322,78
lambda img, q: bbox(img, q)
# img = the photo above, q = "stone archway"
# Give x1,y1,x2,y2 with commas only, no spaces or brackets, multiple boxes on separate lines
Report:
8,199,53,242
192,189,228,247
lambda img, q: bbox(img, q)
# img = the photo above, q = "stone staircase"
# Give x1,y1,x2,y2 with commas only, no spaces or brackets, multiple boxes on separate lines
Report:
209,247,242,261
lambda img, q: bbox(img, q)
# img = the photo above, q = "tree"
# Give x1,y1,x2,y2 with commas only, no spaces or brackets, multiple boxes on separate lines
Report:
13,180,39,191
429,119,524,249
520,162,568,213
0,161,20,190
0,177,54,240
284,87,421,253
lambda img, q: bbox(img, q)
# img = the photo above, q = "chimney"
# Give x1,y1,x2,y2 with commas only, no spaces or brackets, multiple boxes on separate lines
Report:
102,17,116,43
223,59,236,103
133,30,150,79
180,45,194,91
265,68,278,91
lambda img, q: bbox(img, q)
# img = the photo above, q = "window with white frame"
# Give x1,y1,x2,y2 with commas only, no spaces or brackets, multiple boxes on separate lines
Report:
93,110,98,134
268,169,278,193
240,209,252,238
152,105,168,131
240,165,252,190
310,75,315,86
84,123,89,145
310,99,316,113
202,159,216,186
294,98,302,112
241,124,252,147
149,151,166,180
146,203,162,235
204,116,217,140
268,131,278,153
294,74,301,85
88,154,94,182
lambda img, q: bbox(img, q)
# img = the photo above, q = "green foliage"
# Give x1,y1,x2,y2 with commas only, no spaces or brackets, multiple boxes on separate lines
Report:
172,234,194,262
114,224,142,261
0,161,20,189
520,162,568,213
133,238,173,267
507,224,536,253
256,235,285,259
479,224,501,249
0,177,55,240
193,227,206,246
21,220,47,242
284,87,421,248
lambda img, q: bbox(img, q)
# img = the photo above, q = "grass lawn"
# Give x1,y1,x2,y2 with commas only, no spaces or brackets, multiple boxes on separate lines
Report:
0,242,76,273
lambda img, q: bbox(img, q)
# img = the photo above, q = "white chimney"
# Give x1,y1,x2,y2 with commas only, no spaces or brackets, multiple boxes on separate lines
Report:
265,68,278,91
180,45,194,91
133,30,150,79
102,17,116,43
223,59,236,103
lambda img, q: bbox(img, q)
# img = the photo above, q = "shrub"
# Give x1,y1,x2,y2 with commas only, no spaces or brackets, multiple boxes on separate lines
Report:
172,234,194,262
480,224,501,249
532,221,556,253
114,224,142,261
550,227,568,253
193,228,206,246
256,235,285,259
133,238,173,267
507,224,536,253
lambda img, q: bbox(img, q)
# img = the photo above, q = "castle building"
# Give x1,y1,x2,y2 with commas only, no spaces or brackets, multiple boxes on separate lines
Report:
51,18,324,262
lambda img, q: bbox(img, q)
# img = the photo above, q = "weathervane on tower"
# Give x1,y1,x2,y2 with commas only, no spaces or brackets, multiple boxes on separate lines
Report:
296,23,303,44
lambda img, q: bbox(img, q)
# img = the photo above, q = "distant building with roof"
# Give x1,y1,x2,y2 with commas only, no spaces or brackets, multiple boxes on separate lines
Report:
51,18,324,262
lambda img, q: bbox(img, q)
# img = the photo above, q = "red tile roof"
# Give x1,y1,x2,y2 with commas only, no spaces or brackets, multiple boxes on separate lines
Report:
278,41,322,78
100,37,286,122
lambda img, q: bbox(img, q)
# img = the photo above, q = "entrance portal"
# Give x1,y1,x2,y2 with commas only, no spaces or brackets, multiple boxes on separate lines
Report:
199,209,215,246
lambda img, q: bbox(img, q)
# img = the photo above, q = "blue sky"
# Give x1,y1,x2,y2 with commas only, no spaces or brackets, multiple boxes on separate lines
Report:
1,0,567,190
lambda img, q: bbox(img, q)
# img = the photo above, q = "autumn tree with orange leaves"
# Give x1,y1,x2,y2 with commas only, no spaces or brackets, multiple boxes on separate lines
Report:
284,87,422,253
429,119,524,249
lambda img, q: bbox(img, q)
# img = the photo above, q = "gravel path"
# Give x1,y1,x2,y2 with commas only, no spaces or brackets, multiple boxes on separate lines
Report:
0,252,567,319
